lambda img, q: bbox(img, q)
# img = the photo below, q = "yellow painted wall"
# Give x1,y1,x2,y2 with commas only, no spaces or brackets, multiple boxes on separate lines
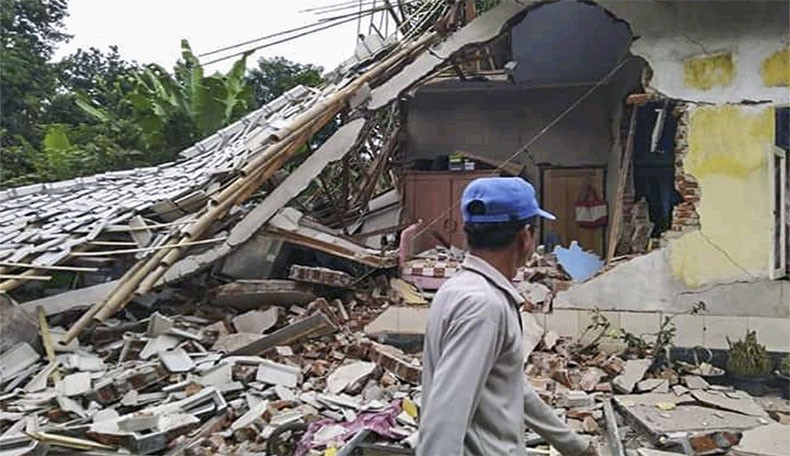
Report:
683,53,735,91
669,105,774,288
761,47,789,87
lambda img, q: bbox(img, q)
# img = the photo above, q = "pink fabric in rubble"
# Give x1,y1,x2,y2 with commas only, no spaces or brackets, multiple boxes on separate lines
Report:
295,401,402,456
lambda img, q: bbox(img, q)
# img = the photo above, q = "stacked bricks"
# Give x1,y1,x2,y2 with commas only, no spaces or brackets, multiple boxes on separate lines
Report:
670,104,701,234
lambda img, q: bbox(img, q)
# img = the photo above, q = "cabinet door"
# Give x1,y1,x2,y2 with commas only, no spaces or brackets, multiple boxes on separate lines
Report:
542,168,606,256
410,177,452,253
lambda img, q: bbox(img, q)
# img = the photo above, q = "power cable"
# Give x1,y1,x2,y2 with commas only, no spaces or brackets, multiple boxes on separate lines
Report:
409,56,635,242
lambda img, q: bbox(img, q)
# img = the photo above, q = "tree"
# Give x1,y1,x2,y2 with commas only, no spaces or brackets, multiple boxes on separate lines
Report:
246,57,323,108
78,39,255,161
0,0,70,182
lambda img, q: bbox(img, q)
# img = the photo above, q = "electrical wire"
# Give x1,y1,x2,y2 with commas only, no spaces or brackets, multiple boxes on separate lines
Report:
409,56,635,242
201,7,388,65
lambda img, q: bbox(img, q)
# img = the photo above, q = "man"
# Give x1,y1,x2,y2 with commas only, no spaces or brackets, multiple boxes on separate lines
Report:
417,177,596,456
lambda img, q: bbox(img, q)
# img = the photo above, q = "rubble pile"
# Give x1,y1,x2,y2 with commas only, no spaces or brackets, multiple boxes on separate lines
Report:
0,287,425,456
523,332,790,455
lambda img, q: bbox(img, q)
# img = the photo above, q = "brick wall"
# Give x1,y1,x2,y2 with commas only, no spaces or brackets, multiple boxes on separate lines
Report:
669,104,701,234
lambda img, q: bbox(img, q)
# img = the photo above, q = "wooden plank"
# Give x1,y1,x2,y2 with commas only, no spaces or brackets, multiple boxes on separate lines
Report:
607,107,638,261
229,311,336,356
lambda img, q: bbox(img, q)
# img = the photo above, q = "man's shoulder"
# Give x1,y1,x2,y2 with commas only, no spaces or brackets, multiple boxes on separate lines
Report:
432,271,506,319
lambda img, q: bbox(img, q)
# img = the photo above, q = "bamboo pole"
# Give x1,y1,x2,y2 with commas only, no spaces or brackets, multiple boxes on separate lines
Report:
64,32,439,340
37,306,61,383
0,272,51,283
71,237,226,257
0,262,99,272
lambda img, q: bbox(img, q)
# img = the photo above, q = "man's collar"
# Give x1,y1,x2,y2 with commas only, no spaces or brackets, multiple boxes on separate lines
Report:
461,253,525,305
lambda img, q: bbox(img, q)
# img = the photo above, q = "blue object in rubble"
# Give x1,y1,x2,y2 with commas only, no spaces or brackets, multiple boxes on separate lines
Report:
553,241,604,282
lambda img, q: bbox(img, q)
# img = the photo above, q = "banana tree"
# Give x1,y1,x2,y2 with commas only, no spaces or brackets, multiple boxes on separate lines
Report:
78,39,254,160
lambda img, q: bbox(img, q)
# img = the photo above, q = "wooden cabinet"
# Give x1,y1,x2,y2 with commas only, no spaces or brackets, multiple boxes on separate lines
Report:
403,171,493,253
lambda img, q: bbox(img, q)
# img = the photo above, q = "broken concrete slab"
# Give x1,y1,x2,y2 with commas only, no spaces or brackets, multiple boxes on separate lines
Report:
210,280,316,309
690,390,770,418
683,375,711,390
327,362,377,394
730,423,790,456
160,348,195,373
618,404,765,436
146,312,174,337
637,379,669,393
198,363,233,387
20,280,119,317
139,334,180,360
613,358,652,393
56,372,92,397
256,360,301,387
232,308,279,334
0,343,40,382
0,295,40,354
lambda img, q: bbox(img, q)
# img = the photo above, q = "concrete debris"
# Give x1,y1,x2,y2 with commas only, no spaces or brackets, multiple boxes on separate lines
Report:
210,279,316,309
0,343,40,383
637,378,670,393
683,374,711,390
256,360,302,387
731,423,790,456
231,307,279,334
327,361,377,394
289,264,354,288
613,358,652,393
56,372,92,397
160,348,195,373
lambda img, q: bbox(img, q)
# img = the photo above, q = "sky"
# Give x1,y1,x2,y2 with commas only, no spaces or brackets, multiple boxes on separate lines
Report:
53,0,382,73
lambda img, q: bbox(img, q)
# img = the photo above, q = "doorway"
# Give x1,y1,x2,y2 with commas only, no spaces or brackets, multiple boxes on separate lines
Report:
541,167,606,256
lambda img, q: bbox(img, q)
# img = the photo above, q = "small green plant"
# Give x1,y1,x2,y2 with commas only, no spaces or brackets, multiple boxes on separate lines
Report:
777,354,790,377
727,330,772,377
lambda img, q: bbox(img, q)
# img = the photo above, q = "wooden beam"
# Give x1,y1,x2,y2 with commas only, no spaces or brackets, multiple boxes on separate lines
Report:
606,106,638,261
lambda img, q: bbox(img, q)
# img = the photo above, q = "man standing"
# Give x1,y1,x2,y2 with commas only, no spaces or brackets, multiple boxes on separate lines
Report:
417,177,596,456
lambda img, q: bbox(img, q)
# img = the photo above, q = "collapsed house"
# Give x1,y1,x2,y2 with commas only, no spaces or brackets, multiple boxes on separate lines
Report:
0,0,789,455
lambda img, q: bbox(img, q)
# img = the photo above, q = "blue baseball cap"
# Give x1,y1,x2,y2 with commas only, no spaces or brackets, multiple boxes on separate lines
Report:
461,177,556,224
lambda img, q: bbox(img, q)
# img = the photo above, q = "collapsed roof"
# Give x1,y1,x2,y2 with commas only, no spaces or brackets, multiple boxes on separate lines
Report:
0,0,538,341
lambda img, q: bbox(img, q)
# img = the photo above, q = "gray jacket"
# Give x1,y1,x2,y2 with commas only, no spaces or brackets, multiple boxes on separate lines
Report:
417,254,589,456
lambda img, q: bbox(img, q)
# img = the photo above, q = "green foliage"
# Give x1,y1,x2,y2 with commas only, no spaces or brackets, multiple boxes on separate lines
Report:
727,330,772,377
0,0,70,181
246,57,323,108
1,1,326,188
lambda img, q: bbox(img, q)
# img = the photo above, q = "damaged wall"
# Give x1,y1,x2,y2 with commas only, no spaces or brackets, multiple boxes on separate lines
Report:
668,105,775,287
599,0,789,103
558,1,789,328
405,84,615,178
